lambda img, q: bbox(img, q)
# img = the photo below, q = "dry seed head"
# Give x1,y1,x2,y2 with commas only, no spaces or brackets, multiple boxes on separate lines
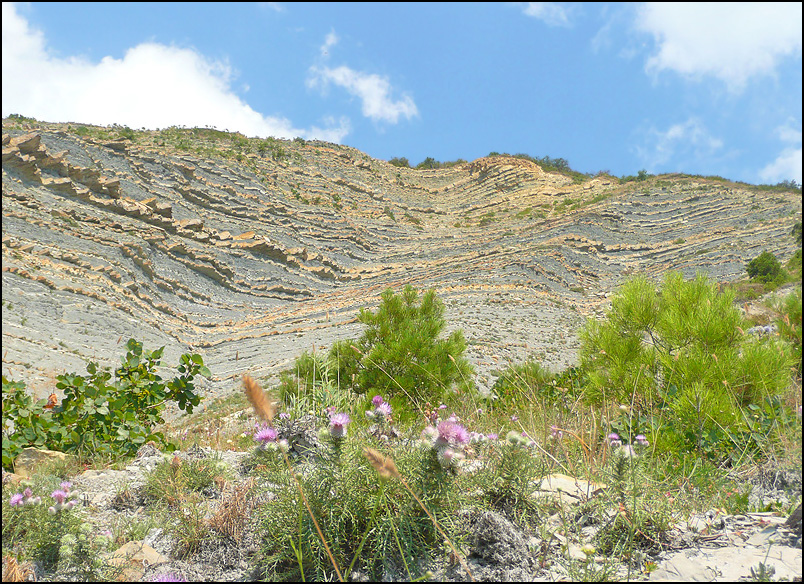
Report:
243,374,277,424
363,447,401,480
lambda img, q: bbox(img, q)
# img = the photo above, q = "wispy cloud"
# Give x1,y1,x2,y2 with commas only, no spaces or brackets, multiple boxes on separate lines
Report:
760,122,803,184
634,3,802,91
0,2,344,142
634,117,724,172
520,2,572,27
320,29,338,58
307,64,418,124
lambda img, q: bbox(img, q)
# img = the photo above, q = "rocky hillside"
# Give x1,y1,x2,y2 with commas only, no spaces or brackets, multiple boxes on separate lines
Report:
2,118,801,402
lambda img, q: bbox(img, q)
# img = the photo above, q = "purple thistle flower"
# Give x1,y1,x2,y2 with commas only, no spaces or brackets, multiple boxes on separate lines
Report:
254,426,278,444
329,413,351,438
372,395,384,407
635,434,649,447
23,487,33,499
149,572,187,582
51,489,68,504
436,420,470,448
10,493,24,507
486,433,499,441
376,401,392,417
607,433,622,448
60,481,72,492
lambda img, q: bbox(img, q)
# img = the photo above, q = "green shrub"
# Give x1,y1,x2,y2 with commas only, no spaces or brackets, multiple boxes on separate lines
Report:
2,339,211,470
388,157,410,168
329,286,474,411
746,251,784,284
491,359,557,406
579,272,796,459
775,287,802,376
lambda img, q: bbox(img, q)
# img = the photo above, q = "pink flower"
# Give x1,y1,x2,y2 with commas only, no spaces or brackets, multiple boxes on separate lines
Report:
51,490,68,505
436,420,470,448
372,395,384,407
254,426,278,443
376,401,392,417
10,493,24,507
329,413,351,438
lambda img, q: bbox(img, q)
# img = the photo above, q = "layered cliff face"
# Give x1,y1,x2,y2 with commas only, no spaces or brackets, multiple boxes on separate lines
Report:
2,119,800,399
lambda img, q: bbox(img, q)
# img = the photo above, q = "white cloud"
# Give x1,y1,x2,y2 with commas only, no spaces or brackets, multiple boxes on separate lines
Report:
320,29,338,58
521,3,572,27
759,123,803,184
307,65,418,124
634,118,724,171
1,2,345,142
635,3,802,90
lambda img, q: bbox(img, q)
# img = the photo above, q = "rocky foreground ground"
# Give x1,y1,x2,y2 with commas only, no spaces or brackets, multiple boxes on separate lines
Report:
5,427,801,582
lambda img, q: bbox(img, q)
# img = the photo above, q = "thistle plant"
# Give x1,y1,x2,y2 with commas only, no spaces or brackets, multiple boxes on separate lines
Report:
3,480,84,570
479,430,543,525
56,522,116,580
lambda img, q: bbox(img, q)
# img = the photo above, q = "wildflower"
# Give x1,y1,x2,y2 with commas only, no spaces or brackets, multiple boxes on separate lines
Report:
149,572,187,582
60,481,72,492
635,434,649,447
607,433,622,448
421,425,439,445
254,426,278,444
581,543,596,557
510,415,519,422
616,444,637,458
437,447,465,470
438,404,447,410
550,425,563,440
279,412,290,420
486,433,499,441
52,489,68,505
435,420,469,448
23,487,33,498
372,395,384,407
329,412,351,438
10,493,24,507
376,401,392,418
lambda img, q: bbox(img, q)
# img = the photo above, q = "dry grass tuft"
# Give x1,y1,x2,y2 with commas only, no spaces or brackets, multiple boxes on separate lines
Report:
208,477,256,542
2,555,34,582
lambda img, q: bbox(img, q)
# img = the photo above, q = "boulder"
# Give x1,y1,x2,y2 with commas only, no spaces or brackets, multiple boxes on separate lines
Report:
13,447,76,478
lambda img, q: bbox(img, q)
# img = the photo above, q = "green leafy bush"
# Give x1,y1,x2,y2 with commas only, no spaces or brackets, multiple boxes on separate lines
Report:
579,272,796,459
388,157,410,168
746,250,784,284
329,286,475,411
491,359,559,406
2,339,211,470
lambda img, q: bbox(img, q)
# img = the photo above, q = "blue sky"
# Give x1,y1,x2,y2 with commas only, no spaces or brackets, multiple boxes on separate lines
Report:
2,2,801,184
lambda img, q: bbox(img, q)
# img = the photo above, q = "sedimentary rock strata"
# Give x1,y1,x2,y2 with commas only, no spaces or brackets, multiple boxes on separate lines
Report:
2,120,800,398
